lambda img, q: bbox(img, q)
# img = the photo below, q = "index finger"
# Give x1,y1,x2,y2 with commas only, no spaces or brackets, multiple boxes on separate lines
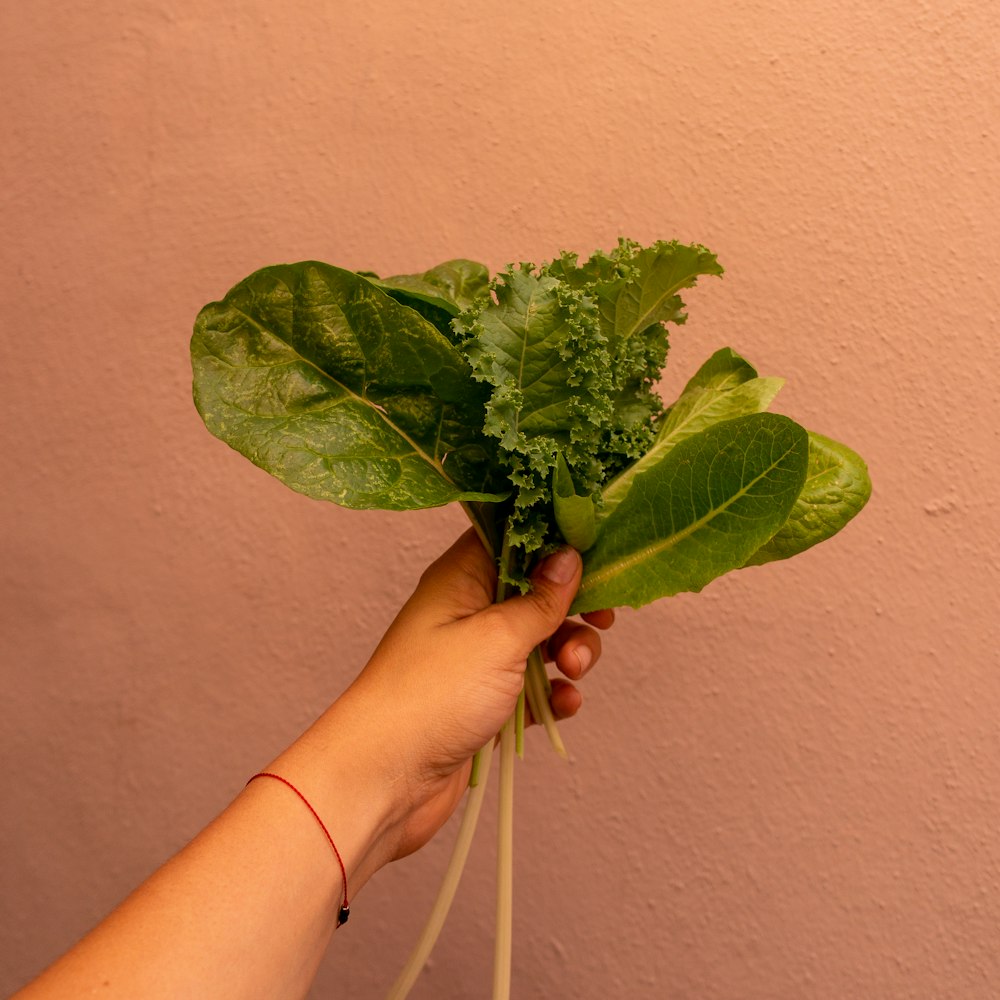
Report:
581,608,615,630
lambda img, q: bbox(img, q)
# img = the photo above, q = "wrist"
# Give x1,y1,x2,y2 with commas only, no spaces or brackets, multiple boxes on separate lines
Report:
264,686,411,899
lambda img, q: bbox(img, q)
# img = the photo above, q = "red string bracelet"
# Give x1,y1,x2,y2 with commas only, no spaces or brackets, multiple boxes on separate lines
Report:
246,771,350,927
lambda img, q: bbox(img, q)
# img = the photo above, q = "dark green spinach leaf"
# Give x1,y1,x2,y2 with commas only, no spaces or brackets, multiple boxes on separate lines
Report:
192,261,506,510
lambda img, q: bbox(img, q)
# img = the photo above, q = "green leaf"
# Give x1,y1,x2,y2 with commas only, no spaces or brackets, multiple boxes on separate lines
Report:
743,431,871,567
655,373,784,444
591,240,724,345
600,349,783,519
571,414,809,613
458,265,614,564
373,259,490,316
655,355,783,447
191,261,507,511
552,453,597,551
671,345,760,393
465,268,608,443
544,240,723,343
543,240,725,477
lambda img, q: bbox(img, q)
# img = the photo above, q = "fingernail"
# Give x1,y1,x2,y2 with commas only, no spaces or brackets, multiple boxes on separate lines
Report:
574,646,592,676
539,547,579,585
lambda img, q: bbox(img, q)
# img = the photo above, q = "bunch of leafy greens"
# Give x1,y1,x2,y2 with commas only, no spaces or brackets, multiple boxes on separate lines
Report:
191,240,870,999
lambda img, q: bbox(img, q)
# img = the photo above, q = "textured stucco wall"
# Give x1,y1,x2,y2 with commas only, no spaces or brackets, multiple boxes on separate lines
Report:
2,2,998,997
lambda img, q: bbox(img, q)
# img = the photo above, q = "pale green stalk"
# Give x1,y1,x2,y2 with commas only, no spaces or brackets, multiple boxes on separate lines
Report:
386,512,567,1000
388,513,511,1000
524,647,567,759
490,527,516,1000
385,741,495,1000
468,746,484,788
460,501,498,555
492,716,516,1000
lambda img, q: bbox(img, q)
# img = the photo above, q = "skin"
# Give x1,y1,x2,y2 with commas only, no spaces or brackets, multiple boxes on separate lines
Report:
14,531,612,1000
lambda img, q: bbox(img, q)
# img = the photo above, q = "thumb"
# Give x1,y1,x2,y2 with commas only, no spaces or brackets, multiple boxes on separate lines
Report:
494,547,582,654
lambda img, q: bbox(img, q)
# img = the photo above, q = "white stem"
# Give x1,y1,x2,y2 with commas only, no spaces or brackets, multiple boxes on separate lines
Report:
492,716,516,1000
386,740,495,1000
525,648,567,759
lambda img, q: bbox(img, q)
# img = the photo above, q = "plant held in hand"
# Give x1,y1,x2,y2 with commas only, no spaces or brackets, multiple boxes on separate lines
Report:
191,240,870,999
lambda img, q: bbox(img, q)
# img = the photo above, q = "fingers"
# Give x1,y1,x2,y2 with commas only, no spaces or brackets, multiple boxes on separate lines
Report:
525,605,615,726
406,528,498,623
544,620,602,680
525,678,582,726
581,608,615,630
543,603,615,679
548,679,583,719
491,547,582,655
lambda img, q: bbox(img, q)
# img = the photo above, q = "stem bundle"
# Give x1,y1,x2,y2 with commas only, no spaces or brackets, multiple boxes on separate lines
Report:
388,515,566,1000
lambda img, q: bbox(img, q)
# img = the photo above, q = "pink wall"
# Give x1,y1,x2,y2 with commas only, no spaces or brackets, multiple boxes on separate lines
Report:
2,2,998,997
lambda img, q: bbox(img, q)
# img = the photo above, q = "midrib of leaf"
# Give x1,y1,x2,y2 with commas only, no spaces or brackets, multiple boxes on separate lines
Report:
602,381,780,510
579,442,799,593
803,463,838,488
622,266,691,339
504,283,560,436
513,316,530,437
230,304,461,489
657,392,721,443
432,408,447,462
789,455,858,506
710,370,749,391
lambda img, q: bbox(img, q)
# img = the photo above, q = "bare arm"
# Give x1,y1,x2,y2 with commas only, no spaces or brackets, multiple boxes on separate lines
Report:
14,533,611,1000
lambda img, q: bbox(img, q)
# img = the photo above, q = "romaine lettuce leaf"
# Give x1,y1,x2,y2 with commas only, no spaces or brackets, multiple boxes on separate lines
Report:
742,431,871,567
572,414,809,612
601,348,783,519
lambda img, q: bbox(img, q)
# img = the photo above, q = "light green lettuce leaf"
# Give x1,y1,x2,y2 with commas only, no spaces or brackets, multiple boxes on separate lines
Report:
666,345,759,395
571,414,809,613
600,348,783,520
654,374,784,446
743,431,871,566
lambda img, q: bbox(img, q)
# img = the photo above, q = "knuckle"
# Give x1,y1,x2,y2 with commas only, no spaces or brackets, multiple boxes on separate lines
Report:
530,584,567,629
478,604,523,650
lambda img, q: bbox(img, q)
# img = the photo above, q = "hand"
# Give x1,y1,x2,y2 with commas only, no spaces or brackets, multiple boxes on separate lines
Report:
10,529,610,1000
350,528,613,862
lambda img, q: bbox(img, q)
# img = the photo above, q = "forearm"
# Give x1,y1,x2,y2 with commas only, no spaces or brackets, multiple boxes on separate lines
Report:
14,692,401,1000
12,534,599,999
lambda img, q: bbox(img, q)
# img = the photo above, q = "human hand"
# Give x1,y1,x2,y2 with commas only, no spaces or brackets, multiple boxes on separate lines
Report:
9,533,609,1000
348,529,613,863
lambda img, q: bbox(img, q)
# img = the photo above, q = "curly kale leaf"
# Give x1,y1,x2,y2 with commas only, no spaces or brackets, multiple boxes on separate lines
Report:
542,240,724,476
455,265,614,580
